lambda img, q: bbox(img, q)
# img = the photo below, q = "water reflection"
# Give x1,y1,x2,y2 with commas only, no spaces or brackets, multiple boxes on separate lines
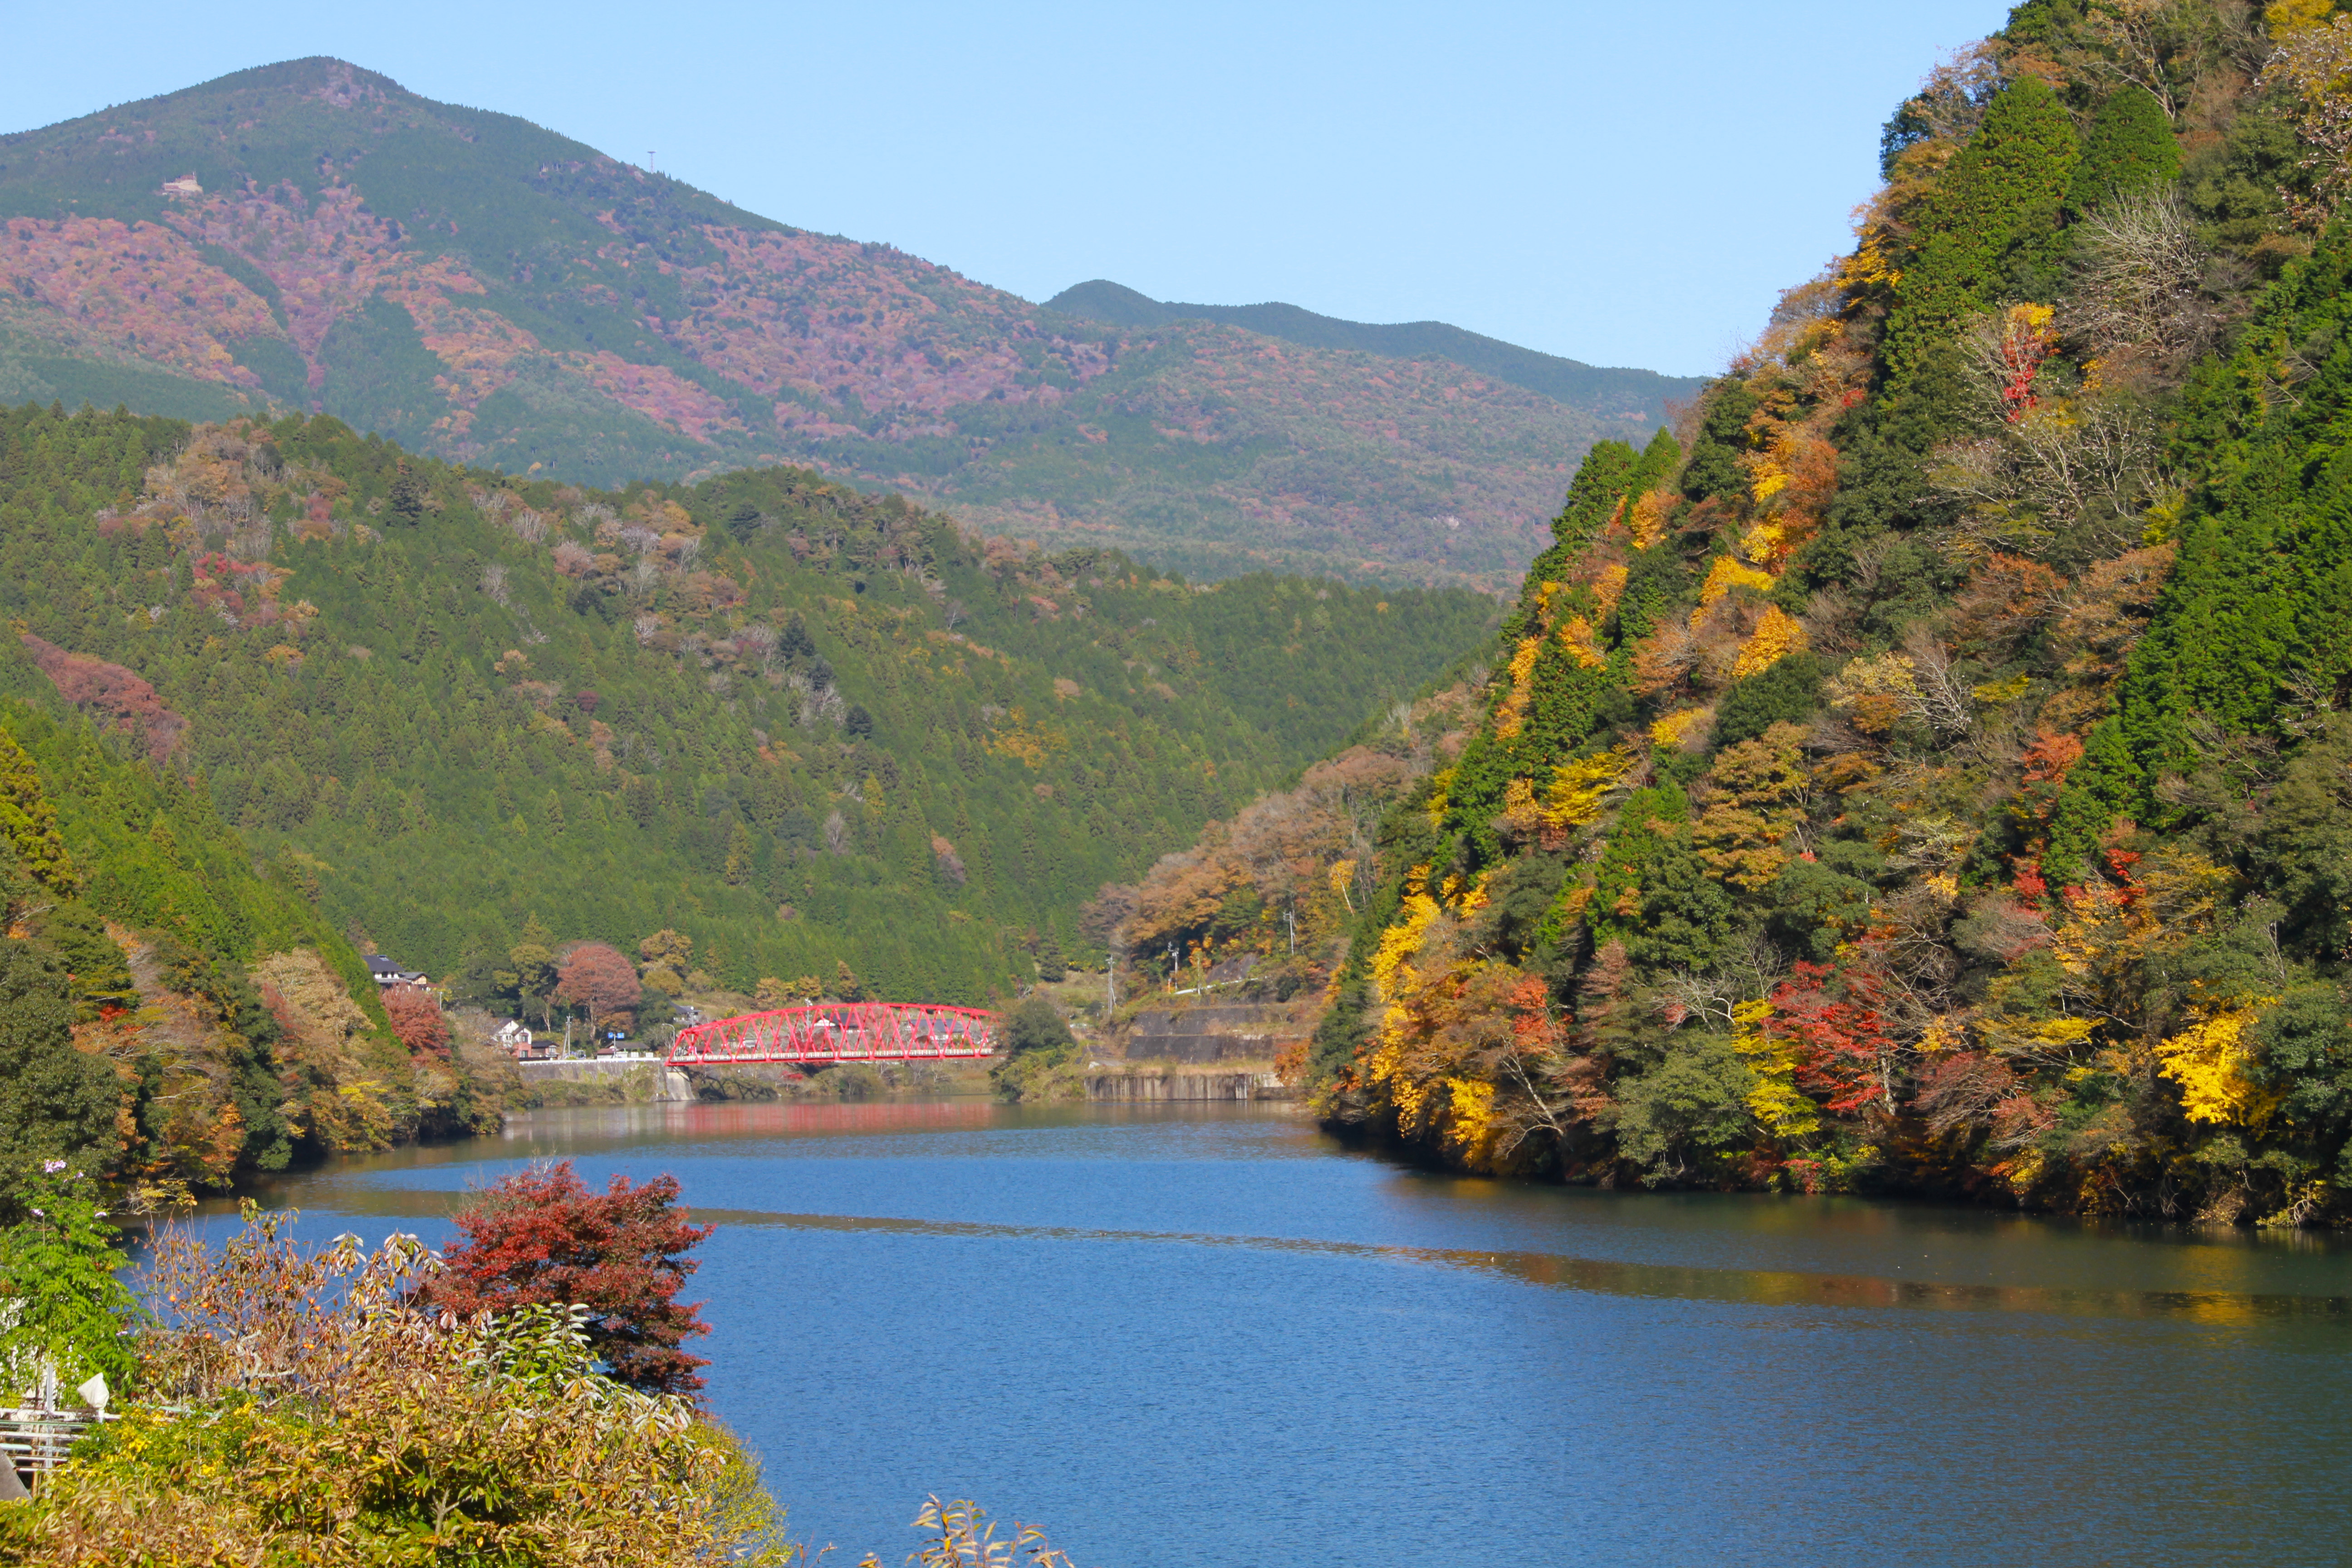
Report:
225,1099,2352,1323
201,1098,2352,1567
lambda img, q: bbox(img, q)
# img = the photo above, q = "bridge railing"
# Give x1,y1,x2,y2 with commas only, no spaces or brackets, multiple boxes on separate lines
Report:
666,1001,999,1066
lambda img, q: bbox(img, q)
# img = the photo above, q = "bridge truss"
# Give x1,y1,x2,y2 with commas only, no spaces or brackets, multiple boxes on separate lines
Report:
666,1001,999,1067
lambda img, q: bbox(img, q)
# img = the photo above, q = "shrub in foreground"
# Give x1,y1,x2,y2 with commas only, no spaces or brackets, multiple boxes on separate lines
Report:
415,1159,715,1393
0,1206,791,1565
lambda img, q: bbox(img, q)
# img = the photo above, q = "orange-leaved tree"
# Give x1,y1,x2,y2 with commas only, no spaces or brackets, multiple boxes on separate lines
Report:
552,942,642,1032
381,987,449,1058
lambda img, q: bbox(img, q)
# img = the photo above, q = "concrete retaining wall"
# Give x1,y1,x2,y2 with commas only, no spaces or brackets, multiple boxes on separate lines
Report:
517,1058,695,1102
1119,1005,1294,1064
1086,1071,1294,1102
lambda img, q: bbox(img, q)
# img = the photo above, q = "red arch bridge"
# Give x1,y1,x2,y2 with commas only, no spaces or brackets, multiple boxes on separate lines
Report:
666,1002,999,1067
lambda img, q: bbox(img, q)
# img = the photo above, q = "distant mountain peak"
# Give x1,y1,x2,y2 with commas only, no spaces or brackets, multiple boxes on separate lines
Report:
0,65,1695,589
1045,280,1181,328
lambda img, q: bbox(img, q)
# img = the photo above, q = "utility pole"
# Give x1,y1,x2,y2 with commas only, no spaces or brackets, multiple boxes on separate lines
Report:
1107,950,1116,1010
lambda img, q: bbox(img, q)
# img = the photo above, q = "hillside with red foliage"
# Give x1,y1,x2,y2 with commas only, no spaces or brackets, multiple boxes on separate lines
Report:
19,633,186,760
0,59,1692,587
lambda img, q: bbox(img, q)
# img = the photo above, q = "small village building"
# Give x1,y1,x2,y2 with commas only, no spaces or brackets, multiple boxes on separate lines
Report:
363,954,431,991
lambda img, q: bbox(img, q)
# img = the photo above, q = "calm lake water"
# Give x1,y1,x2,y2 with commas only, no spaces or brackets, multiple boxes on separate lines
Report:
214,1099,2352,1566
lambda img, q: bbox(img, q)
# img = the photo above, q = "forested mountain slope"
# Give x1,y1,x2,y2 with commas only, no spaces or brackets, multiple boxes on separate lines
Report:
0,59,1673,588
0,693,462,1205
1122,0,2352,1225
0,402,1493,1006
1043,280,1703,416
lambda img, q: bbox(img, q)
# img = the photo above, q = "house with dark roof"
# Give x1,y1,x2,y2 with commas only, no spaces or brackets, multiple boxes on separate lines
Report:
363,954,430,990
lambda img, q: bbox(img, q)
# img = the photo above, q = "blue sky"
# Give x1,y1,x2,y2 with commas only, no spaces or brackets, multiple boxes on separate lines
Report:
3,1,2013,377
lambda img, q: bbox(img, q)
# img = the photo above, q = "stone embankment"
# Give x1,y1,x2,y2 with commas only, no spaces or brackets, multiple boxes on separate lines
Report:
517,1056,695,1102
1080,988,1311,1101
1084,1071,1293,1102
1119,1003,1294,1063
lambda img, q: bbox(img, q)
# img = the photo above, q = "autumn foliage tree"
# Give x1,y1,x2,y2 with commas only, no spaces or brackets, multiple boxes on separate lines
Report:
1765,960,1895,1118
416,1160,715,1394
553,941,642,1031
381,987,449,1058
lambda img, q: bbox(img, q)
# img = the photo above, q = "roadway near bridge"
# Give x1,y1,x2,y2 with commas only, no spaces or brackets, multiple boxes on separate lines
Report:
665,1001,999,1068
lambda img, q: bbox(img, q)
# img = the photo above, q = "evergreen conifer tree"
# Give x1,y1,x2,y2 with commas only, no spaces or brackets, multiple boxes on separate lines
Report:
1680,386,1756,505
2116,223,2352,788
1882,75,2081,378
0,941,121,1209
0,728,76,894
2066,85,2182,217
388,461,427,523
2042,717,2144,886
1625,425,1682,497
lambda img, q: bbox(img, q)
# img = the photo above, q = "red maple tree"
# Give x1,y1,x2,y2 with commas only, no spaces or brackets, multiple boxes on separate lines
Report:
1768,959,1894,1116
382,987,449,1058
416,1161,715,1394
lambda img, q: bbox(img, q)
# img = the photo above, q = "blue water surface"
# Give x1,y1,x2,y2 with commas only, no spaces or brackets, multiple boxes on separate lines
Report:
210,1100,2352,1567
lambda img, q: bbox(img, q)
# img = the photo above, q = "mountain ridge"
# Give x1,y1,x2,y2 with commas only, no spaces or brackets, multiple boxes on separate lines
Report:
0,58,1684,589
1043,279,1701,415
0,400,1497,1006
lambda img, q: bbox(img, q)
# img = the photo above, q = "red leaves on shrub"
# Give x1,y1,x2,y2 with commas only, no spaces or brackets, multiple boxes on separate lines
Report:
417,1160,715,1394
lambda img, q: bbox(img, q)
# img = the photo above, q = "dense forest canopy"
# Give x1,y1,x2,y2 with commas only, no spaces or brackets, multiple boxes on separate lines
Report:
0,393,1493,1196
0,403,1495,1005
1129,0,2352,1225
